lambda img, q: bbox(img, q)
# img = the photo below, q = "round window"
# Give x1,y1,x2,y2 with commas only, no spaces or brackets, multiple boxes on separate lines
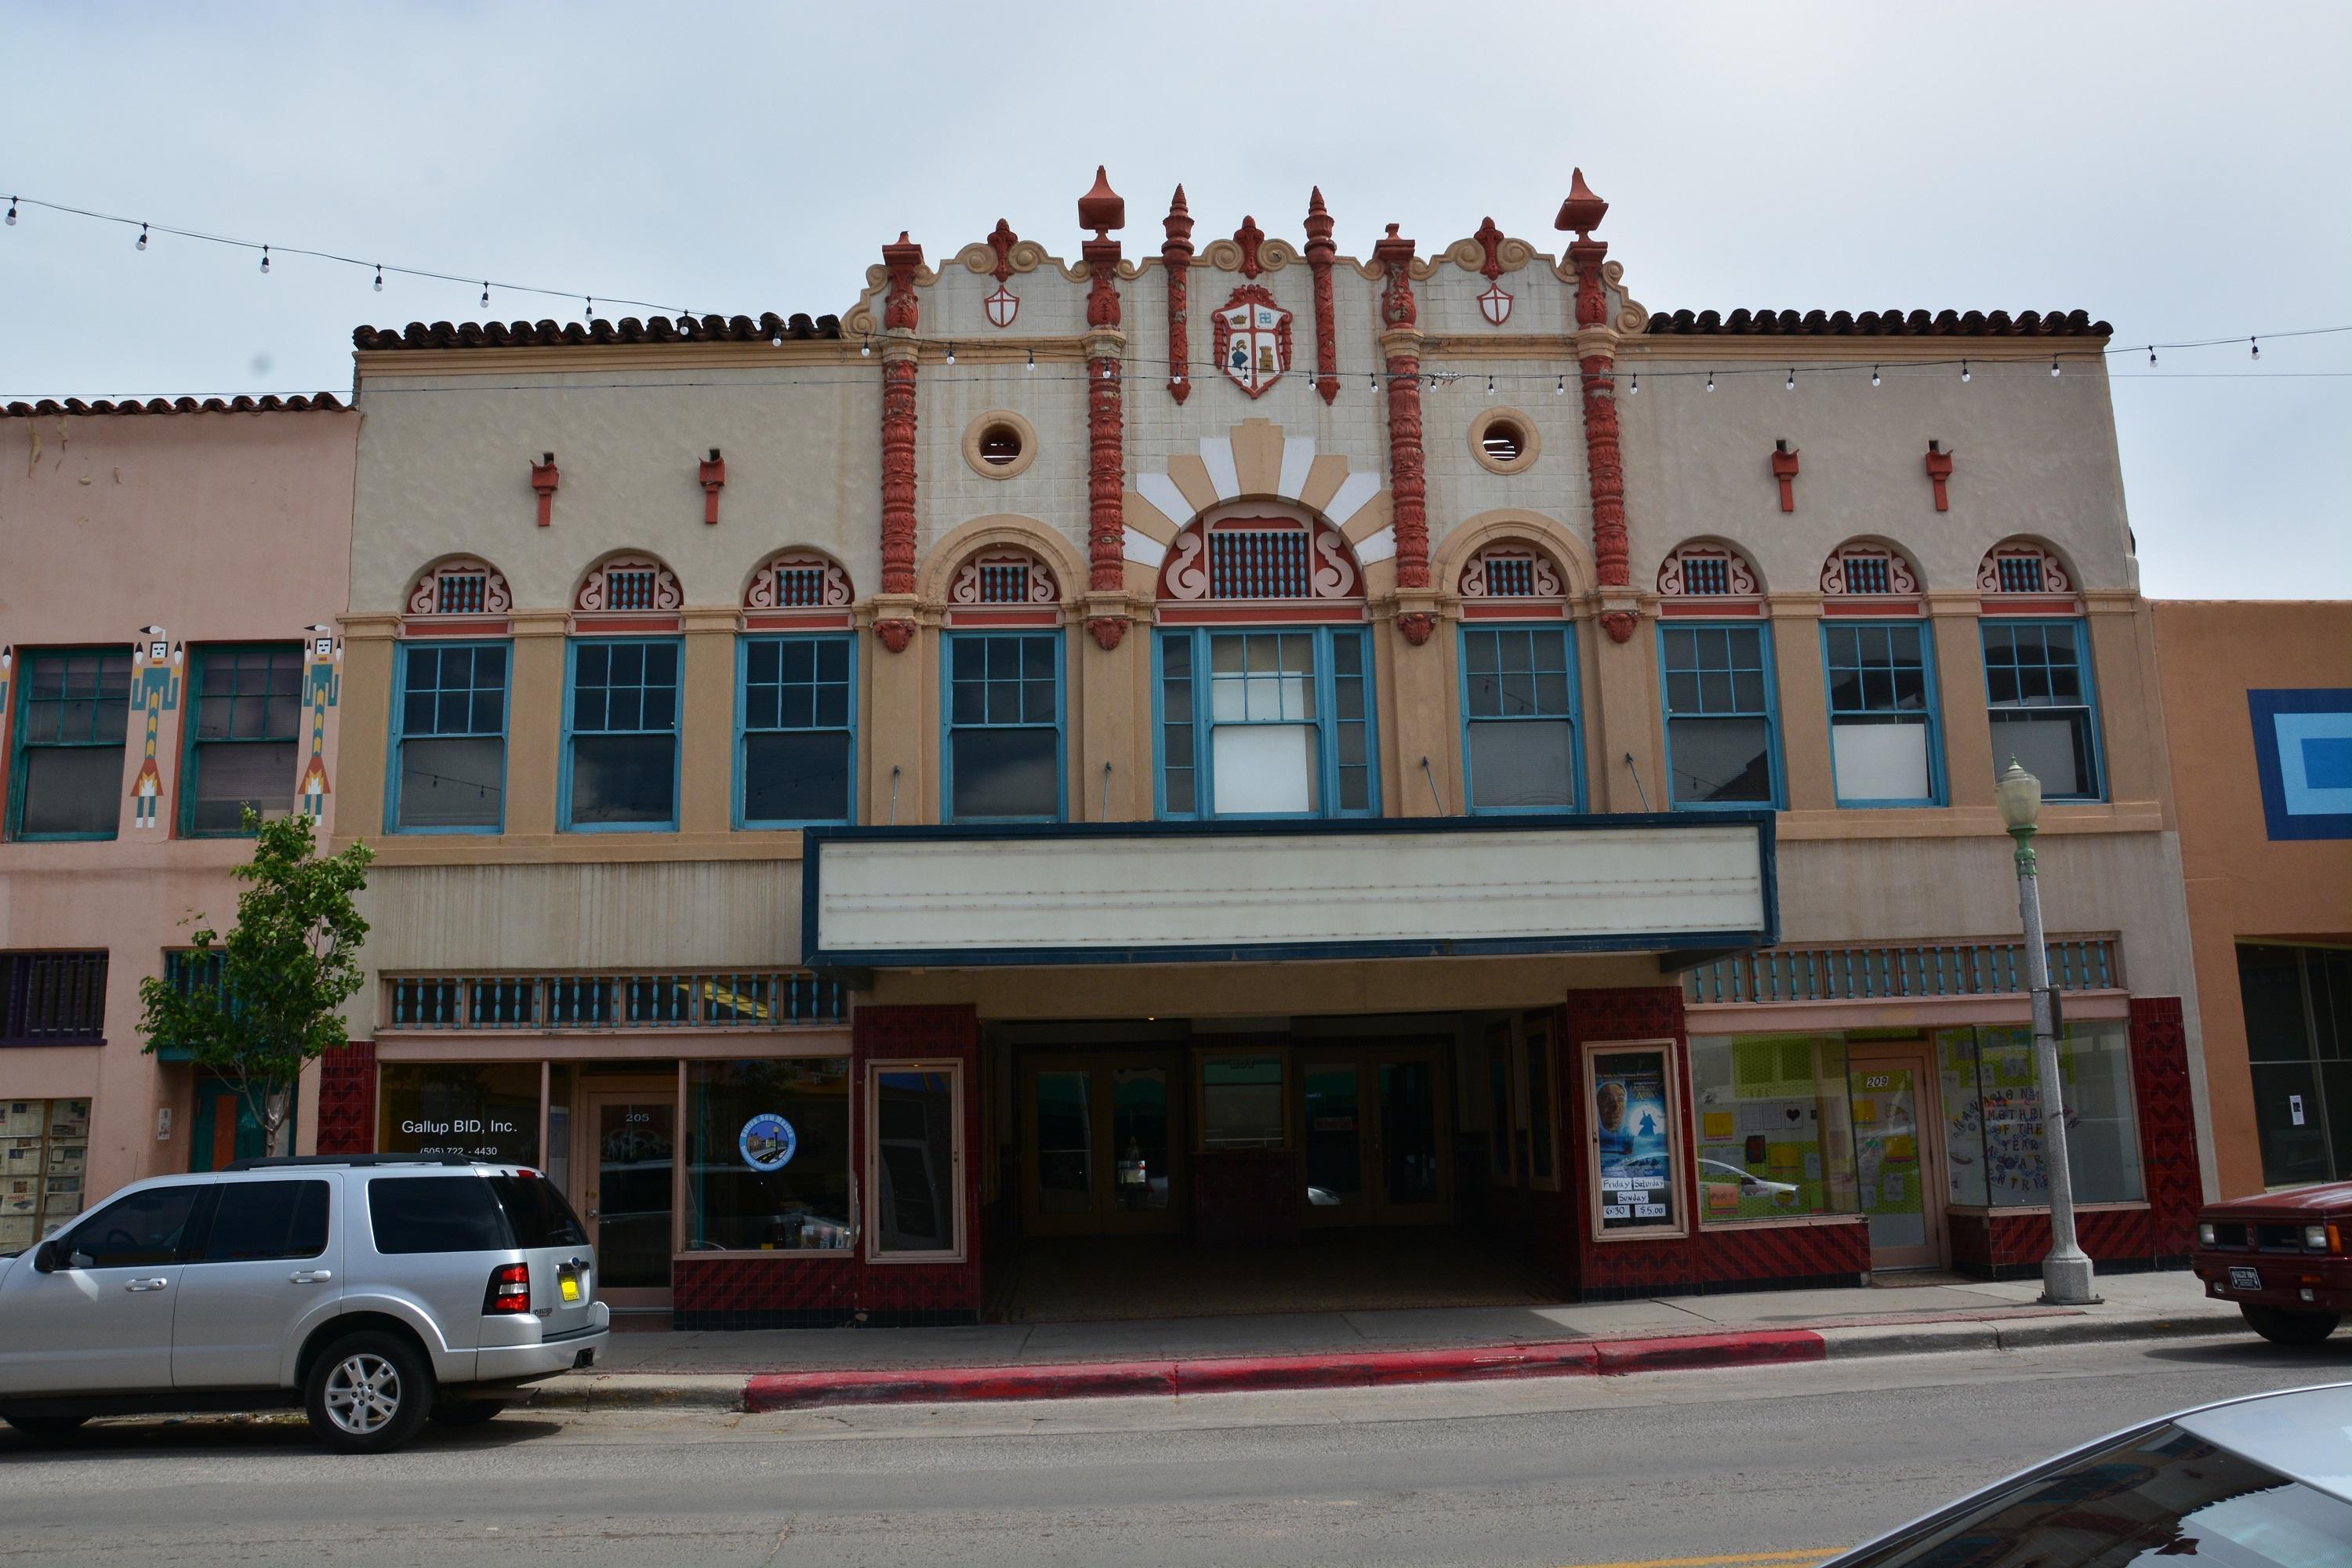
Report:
1480,421,1526,464
979,424,1023,466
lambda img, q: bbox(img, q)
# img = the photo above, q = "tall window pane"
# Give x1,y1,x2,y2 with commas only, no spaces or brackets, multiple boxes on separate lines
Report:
1156,626,1374,818
1662,626,1775,806
11,650,132,839
1824,622,1938,804
687,1058,852,1250
1463,626,1577,810
947,633,1060,821
185,645,302,834
395,643,506,831
568,639,679,828
741,636,853,825
1983,620,2102,800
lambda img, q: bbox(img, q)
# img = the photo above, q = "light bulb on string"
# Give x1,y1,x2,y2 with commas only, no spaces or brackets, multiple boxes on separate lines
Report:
2147,345,2157,367
1871,365,1881,387
480,282,490,310
374,266,384,292
770,325,784,348
260,245,270,274
1961,359,1971,383
2050,355,2060,378
2250,336,2260,361
1704,370,1715,393
1784,368,1795,391
1628,371,1638,395
860,336,872,358
1555,374,1566,395
5,198,15,226
945,343,956,365
136,223,148,252
1025,347,1035,372
1485,374,1495,397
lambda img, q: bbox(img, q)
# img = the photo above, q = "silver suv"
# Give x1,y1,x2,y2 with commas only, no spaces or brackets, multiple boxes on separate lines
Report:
0,1155,608,1453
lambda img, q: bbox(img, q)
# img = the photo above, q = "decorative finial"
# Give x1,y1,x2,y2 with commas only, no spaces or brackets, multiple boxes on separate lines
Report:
1555,167,1608,239
1078,165,1125,237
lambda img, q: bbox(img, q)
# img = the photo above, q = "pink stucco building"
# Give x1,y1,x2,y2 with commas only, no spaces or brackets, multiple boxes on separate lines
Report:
0,395,356,1240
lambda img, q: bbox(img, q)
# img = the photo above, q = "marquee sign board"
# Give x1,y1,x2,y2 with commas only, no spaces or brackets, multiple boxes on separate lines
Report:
803,814,1775,968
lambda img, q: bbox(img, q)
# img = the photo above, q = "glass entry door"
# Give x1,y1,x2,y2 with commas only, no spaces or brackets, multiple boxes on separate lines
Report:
1301,1046,1450,1226
1847,1047,1947,1271
579,1088,676,1307
1019,1053,1183,1234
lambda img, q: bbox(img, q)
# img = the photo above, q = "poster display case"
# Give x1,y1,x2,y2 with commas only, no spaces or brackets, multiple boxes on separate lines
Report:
0,1098,92,1254
1581,1040,1687,1240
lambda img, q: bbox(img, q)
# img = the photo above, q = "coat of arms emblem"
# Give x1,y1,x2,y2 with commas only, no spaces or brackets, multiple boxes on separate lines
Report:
1213,285,1291,398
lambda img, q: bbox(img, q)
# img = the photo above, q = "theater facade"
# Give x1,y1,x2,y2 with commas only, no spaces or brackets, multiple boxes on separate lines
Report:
314,170,2209,1325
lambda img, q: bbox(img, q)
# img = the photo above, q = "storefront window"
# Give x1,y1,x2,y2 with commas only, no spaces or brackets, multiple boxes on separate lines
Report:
1689,1035,1859,1222
686,1058,851,1252
377,1063,540,1164
1201,1055,1284,1149
1935,1030,1989,1207
1,1097,90,1251
1948,1023,2144,1206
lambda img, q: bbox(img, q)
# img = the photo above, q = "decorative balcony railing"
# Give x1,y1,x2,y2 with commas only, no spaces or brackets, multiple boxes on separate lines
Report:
1684,936,2120,1007
383,971,849,1032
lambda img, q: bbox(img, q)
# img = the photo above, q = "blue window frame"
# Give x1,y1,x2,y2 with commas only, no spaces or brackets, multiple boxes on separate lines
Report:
1822,621,1944,807
1982,619,2104,801
737,634,856,827
388,641,509,833
943,632,1064,822
1458,625,1581,812
180,644,303,837
561,638,681,832
1659,623,1781,809
8,649,132,840
1155,626,1377,818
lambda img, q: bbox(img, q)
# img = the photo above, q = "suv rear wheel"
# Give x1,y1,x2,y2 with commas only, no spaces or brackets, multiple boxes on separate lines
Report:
305,1330,434,1453
2242,1303,2341,1345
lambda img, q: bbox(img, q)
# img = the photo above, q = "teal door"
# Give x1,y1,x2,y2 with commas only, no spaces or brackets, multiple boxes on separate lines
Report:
190,1078,273,1171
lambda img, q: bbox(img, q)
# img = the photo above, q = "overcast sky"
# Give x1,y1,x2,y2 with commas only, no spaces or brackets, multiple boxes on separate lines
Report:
4,1,2345,597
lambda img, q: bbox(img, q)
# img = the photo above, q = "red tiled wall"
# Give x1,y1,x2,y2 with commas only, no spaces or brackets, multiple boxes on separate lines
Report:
673,1004,985,1326
1555,987,1869,1298
315,1039,376,1155
2129,996,2201,1258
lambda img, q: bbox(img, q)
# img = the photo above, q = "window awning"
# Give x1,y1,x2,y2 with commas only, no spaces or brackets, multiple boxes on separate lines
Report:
803,814,1775,969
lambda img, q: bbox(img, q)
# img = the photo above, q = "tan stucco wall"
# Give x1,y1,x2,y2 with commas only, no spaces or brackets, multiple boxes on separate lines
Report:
0,408,358,1204
2154,600,2352,1197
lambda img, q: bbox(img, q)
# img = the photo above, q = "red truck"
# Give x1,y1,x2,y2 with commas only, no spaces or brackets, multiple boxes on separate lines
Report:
2190,1180,2351,1345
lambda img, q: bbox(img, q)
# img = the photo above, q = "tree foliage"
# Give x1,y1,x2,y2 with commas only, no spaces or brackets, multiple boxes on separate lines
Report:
139,811,373,1150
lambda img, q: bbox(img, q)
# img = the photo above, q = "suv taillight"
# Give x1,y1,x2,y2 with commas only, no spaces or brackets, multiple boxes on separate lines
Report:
484,1261,531,1315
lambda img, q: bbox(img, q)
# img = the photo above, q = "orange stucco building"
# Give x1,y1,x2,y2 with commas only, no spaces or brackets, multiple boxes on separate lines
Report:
2154,601,2352,1196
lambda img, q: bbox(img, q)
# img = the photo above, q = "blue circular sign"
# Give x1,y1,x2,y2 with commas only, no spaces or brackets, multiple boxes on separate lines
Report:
739,1112,797,1171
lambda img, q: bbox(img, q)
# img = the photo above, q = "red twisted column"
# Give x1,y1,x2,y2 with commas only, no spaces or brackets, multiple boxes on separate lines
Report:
1305,187,1339,406
1162,186,1193,405
1373,225,1431,639
1079,168,1130,651
1558,170,1635,641
874,232,924,652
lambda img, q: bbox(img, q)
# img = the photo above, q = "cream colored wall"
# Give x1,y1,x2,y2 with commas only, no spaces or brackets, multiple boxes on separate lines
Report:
0,408,358,1206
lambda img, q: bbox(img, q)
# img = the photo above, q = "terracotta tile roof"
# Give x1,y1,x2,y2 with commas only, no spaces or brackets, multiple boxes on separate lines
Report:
1646,307,2111,337
352,313,842,351
2,393,346,417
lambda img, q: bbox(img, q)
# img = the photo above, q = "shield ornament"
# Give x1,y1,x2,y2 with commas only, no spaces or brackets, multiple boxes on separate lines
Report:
1477,281,1514,326
984,285,1019,328
1213,285,1291,398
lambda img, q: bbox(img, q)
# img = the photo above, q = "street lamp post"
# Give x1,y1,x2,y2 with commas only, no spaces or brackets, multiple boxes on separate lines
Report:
1994,759,2100,1305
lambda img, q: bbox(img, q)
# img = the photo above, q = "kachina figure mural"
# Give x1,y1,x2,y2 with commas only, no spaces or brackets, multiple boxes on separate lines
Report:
129,628,180,830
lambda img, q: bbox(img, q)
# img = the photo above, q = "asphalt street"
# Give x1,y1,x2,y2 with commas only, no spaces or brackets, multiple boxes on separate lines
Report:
0,1334,2343,1567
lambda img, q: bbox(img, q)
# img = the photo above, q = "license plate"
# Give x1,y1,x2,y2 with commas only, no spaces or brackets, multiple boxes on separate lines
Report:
560,1270,583,1303
2229,1265,2262,1291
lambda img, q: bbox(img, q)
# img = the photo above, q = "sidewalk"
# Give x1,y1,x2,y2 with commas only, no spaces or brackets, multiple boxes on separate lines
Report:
526,1269,2245,1413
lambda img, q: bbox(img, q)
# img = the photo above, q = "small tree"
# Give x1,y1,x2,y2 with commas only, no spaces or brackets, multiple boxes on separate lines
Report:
141,810,374,1156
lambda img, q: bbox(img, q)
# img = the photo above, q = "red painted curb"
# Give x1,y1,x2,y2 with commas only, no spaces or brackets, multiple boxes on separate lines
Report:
746,1359,1178,1411
1593,1330,1827,1374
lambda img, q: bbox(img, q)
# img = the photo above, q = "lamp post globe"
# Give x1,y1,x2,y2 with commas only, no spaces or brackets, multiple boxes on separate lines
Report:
1998,757,2099,1305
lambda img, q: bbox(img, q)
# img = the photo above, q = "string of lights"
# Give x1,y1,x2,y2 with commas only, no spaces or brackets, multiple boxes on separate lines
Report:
5,183,2347,406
